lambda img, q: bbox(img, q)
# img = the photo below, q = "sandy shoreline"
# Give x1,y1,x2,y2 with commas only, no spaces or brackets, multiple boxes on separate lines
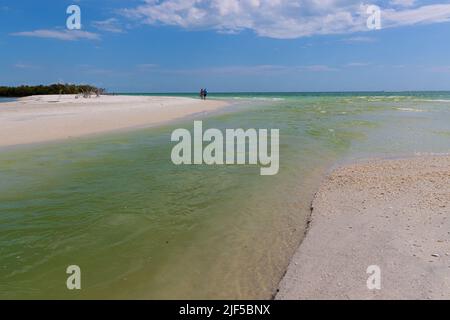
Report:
0,95,228,147
277,156,450,300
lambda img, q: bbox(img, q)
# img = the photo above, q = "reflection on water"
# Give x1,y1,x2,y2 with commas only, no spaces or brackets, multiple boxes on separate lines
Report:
1,93,450,299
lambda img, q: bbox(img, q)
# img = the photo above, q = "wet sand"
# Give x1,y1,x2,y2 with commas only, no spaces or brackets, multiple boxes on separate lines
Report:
277,156,450,300
0,95,228,147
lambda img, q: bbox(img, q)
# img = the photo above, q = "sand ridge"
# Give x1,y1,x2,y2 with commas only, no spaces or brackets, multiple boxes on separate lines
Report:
277,156,450,300
0,94,229,147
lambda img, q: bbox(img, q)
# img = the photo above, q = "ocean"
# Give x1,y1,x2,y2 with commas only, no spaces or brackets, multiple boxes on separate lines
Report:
1,92,450,299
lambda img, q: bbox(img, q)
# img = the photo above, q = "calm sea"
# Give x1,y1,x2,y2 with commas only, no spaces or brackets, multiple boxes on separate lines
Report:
1,92,450,298
0,98,16,103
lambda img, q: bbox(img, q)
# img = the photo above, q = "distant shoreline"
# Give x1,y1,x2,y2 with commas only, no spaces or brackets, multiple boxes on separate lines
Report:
0,94,229,148
115,90,450,94
0,84,104,98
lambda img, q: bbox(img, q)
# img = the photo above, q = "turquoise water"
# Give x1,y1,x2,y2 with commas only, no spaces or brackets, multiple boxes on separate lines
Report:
0,98,16,103
1,93,450,299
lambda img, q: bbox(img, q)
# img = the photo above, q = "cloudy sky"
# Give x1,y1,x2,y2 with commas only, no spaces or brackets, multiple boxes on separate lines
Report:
1,0,450,92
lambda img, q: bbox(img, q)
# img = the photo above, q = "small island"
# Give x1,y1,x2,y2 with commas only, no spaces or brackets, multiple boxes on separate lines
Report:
0,83,106,98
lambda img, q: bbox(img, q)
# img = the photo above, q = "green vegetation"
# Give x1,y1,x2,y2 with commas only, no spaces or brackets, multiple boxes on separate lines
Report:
0,84,106,97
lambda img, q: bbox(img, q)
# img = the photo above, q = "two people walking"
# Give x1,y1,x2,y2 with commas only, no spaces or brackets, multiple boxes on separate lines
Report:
199,88,208,100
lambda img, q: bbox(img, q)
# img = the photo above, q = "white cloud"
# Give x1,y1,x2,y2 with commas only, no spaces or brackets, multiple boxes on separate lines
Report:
92,18,125,33
429,66,450,73
162,64,338,76
390,0,416,7
11,29,100,41
345,62,371,67
137,64,159,70
13,63,41,69
122,0,366,39
383,4,450,28
303,65,339,72
121,0,450,39
341,36,377,43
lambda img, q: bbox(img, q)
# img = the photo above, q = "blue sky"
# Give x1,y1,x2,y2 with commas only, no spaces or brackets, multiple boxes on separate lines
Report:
1,0,450,92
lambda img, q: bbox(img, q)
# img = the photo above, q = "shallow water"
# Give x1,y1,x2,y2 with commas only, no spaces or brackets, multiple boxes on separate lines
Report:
0,98,16,103
1,93,449,299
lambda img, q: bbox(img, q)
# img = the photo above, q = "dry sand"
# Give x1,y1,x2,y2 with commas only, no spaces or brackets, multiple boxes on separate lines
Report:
0,95,228,147
277,156,450,300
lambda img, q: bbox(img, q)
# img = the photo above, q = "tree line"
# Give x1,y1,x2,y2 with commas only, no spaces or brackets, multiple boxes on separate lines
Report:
0,84,106,97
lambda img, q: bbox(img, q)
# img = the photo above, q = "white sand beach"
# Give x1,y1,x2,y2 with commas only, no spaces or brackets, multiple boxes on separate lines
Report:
0,95,228,147
277,156,450,300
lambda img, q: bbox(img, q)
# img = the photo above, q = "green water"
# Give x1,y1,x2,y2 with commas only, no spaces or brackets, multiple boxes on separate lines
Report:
1,93,450,299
